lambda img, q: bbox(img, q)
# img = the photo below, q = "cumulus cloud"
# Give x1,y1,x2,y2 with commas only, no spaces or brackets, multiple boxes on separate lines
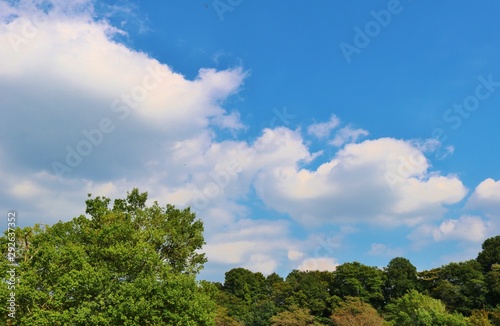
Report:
297,257,339,272
201,218,296,277
307,114,340,139
254,137,467,226
0,0,490,280
330,125,369,147
409,215,489,247
0,0,246,181
467,178,500,217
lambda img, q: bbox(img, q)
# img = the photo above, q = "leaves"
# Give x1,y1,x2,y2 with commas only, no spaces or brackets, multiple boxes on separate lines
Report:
0,189,215,325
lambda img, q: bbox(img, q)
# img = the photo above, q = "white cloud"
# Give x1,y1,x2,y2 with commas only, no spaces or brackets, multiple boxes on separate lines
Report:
330,125,369,147
255,137,467,226
467,178,500,217
201,218,296,276
288,250,305,261
298,257,339,272
409,215,489,247
307,114,340,139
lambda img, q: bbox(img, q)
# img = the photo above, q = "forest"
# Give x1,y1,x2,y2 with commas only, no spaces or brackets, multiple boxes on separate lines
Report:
1,189,499,325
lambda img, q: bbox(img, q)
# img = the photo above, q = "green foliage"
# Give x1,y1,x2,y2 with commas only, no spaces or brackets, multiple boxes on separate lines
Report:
431,260,486,315
215,306,244,326
332,262,385,309
385,290,468,326
0,189,215,325
224,268,266,303
270,305,319,326
384,257,418,302
285,270,335,318
331,297,386,326
467,310,492,326
487,264,500,307
478,236,500,272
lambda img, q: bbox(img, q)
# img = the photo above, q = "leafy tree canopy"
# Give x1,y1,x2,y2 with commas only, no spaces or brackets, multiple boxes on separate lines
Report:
0,188,215,325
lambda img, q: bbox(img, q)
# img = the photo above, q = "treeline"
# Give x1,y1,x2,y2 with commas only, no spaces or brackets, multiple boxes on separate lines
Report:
1,189,499,325
212,237,500,325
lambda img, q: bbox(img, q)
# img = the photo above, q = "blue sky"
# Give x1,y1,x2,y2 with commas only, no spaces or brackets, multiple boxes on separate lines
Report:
1,0,500,281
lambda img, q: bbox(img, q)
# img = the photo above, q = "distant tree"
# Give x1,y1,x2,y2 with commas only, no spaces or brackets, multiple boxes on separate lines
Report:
285,270,335,318
223,268,266,303
385,290,468,326
466,309,492,326
477,236,500,272
384,257,418,302
215,290,250,324
265,272,284,295
332,262,385,309
487,264,500,307
431,260,486,315
215,306,244,326
330,297,385,326
490,305,500,325
418,267,441,294
270,305,319,326
0,188,216,325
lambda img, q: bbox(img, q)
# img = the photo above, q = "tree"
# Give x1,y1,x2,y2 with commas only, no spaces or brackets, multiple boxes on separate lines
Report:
223,268,266,303
384,257,418,302
0,189,216,325
332,262,385,309
285,270,335,318
385,290,468,326
330,297,385,326
270,305,319,326
215,306,244,326
487,264,500,307
466,310,492,326
477,236,500,272
431,260,486,315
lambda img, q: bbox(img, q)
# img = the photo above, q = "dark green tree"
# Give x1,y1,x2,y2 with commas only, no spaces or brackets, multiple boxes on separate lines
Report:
431,260,486,315
223,268,266,303
285,270,335,318
477,236,500,272
332,262,385,309
384,257,419,302
487,264,500,307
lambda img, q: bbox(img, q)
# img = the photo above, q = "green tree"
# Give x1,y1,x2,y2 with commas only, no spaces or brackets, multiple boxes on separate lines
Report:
477,236,500,272
385,290,468,326
431,260,486,315
332,262,385,309
215,306,244,326
330,297,385,326
270,305,319,326
285,270,335,318
223,268,266,303
467,309,492,326
487,264,500,307
0,189,215,325
384,257,418,302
